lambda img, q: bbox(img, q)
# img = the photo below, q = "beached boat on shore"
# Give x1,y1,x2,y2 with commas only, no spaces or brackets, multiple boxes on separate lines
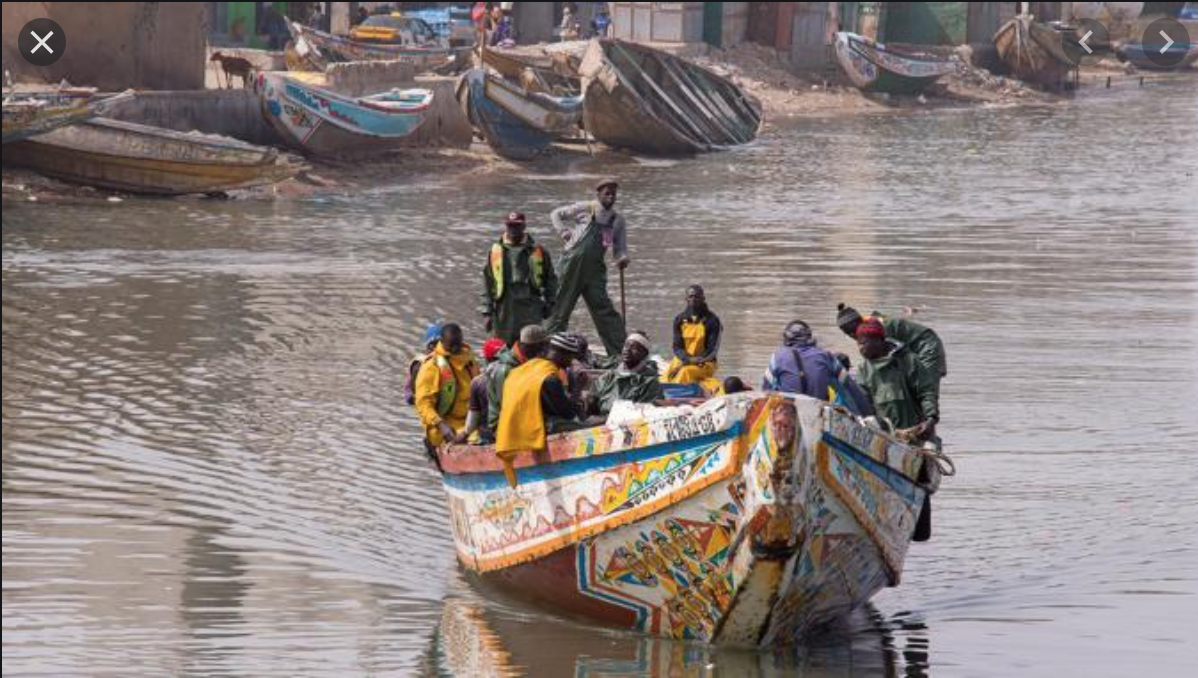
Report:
257,72,433,157
578,39,762,155
994,16,1076,90
834,32,957,94
456,69,559,160
3,89,134,144
482,47,581,95
1116,42,1198,71
4,117,300,195
438,393,945,646
285,20,468,74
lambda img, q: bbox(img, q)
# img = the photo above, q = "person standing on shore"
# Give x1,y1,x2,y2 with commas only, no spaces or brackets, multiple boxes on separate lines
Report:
481,211,558,345
546,178,629,358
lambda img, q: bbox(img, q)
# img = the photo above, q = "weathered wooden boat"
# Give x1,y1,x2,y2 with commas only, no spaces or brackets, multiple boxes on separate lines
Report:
2,89,133,144
456,69,556,160
4,117,301,195
483,69,583,137
834,32,957,94
257,72,433,157
1116,42,1198,71
438,393,947,646
994,16,1076,90
578,38,762,155
482,47,581,95
285,20,468,74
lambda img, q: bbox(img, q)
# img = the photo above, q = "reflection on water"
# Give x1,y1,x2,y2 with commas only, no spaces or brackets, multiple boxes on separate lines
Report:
4,82,1197,676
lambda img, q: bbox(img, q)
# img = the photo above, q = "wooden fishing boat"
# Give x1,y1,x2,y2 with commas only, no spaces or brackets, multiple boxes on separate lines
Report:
4,117,301,195
483,70,583,137
438,393,947,646
456,69,556,160
1116,42,1198,71
482,47,581,95
994,16,1076,90
285,20,469,74
3,89,133,144
578,39,762,155
257,72,433,157
834,32,956,94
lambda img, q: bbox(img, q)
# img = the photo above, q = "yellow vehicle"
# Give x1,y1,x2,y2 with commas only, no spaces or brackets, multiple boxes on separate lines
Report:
349,13,439,46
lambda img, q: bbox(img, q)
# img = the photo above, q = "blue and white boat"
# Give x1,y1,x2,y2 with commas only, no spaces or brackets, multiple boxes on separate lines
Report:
456,69,560,161
256,72,433,157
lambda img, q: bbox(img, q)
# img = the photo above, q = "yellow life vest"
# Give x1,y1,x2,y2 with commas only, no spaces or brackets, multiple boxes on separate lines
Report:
496,357,560,455
489,241,545,301
680,317,707,357
434,354,457,416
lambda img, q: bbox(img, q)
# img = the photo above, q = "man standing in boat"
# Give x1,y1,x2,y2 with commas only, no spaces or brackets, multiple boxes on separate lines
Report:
481,211,558,345
546,178,629,358
853,319,938,442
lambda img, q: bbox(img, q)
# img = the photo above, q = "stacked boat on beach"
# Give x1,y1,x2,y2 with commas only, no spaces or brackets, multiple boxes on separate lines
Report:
833,32,957,94
994,16,1077,90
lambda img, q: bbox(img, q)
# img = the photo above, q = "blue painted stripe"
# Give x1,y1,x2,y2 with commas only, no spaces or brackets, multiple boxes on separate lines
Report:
821,433,922,505
443,423,743,492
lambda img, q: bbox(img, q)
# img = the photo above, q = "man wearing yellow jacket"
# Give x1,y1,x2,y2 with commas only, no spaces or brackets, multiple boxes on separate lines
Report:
414,323,479,458
495,333,584,486
663,285,722,390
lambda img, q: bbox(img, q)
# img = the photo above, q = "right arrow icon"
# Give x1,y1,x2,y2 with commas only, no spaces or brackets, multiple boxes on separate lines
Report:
1159,30,1175,54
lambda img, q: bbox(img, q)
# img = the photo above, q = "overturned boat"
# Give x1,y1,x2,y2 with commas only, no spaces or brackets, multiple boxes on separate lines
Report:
4,117,301,195
578,39,762,155
456,69,567,160
438,393,947,645
834,32,956,94
994,16,1076,90
257,72,433,157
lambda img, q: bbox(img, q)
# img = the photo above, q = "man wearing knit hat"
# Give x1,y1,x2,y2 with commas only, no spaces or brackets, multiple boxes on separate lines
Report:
762,319,873,417
482,211,558,345
590,331,664,416
546,177,629,357
495,332,587,485
854,319,938,443
486,324,549,432
837,302,947,406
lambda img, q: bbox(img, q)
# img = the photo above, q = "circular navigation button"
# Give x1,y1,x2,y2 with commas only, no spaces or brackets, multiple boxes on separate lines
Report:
18,18,66,67
1064,18,1110,66
1141,18,1192,69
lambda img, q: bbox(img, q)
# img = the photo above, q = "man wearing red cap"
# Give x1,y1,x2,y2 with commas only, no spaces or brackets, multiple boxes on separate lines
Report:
546,178,629,358
854,318,939,443
456,337,508,444
482,211,558,345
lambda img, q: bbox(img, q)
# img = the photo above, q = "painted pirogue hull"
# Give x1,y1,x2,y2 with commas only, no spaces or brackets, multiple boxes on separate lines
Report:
834,32,956,94
4,117,299,195
456,69,555,160
256,72,431,157
439,393,929,646
1117,43,1198,71
994,17,1075,90
484,72,583,136
286,20,467,73
578,39,762,155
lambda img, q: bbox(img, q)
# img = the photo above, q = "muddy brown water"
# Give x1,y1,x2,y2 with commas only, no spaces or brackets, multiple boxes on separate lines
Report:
4,81,1196,676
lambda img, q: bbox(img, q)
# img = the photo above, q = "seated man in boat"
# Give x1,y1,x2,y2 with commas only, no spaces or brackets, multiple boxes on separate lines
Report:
663,285,722,391
837,302,946,410
853,319,938,443
413,323,480,460
590,331,664,416
486,324,549,433
456,337,508,445
404,321,441,406
763,320,874,416
495,333,587,483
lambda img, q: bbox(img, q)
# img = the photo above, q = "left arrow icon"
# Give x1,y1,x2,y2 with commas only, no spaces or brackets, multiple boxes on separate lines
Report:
1079,30,1094,54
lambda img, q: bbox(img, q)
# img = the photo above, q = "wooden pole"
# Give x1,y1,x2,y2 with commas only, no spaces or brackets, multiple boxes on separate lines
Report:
619,267,627,321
